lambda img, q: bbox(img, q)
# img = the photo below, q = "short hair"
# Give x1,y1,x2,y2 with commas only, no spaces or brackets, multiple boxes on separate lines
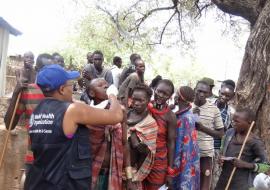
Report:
23,51,34,58
221,85,234,92
36,53,53,71
134,57,143,66
52,52,61,58
130,53,141,64
132,84,153,100
196,80,210,89
157,79,174,95
235,107,256,122
36,53,53,62
93,50,103,57
178,86,195,102
113,56,122,65
223,79,236,90
150,75,162,89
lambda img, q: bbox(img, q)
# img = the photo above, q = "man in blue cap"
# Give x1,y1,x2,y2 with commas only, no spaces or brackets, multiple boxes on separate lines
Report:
24,64,123,190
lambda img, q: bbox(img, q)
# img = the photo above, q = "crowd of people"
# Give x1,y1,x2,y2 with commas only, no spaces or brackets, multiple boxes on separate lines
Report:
4,50,270,190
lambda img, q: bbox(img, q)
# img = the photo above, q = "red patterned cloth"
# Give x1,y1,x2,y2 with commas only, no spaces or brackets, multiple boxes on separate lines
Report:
88,124,123,190
125,114,158,190
143,103,170,190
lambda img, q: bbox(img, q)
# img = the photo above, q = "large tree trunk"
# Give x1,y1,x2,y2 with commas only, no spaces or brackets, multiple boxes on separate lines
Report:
236,0,270,155
212,0,270,155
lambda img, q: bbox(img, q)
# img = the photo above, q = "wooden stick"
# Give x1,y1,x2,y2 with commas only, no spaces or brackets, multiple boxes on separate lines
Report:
225,121,255,190
0,92,22,169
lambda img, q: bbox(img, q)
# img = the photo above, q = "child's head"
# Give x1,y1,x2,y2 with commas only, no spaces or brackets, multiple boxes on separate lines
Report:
87,78,109,104
232,107,255,133
36,53,53,72
154,79,174,105
131,84,152,114
176,86,195,105
218,85,234,105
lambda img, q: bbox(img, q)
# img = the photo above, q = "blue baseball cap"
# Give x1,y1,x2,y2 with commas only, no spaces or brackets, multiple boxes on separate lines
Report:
37,64,80,92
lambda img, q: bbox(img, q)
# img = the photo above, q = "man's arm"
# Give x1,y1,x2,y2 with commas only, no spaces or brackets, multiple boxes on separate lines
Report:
196,107,225,138
196,123,224,138
4,86,23,130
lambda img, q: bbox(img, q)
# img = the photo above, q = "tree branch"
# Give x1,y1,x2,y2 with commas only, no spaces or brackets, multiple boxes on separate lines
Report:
211,0,267,26
129,5,177,33
96,5,138,39
176,8,184,41
148,11,177,45
194,0,213,19
123,0,145,20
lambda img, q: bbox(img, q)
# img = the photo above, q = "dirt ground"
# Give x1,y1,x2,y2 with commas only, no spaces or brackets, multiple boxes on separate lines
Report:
0,125,28,190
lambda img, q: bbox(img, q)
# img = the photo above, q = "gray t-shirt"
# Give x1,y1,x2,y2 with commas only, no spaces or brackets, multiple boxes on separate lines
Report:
83,64,113,85
118,73,141,99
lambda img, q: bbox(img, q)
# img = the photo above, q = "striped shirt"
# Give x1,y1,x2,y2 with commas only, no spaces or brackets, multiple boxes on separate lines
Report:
192,101,224,157
16,83,44,163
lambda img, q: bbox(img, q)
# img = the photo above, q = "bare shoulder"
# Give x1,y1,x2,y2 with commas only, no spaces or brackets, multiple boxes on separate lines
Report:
165,109,177,123
129,72,139,79
66,101,89,113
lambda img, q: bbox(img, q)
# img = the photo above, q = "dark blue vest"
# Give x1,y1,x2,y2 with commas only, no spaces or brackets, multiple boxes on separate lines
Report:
24,99,91,190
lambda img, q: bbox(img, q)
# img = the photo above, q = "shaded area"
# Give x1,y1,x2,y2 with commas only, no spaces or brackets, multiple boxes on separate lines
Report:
0,125,28,189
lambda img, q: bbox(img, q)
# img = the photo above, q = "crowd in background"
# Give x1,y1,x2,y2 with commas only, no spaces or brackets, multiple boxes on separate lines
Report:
4,50,270,190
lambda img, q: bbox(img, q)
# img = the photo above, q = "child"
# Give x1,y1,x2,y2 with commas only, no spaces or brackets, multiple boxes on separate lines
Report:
144,79,177,190
173,86,200,190
126,84,158,190
85,78,127,190
215,107,268,190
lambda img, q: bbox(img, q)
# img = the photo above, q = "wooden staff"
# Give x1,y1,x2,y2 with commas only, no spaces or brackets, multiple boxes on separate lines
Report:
225,121,255,190
0,92,22,169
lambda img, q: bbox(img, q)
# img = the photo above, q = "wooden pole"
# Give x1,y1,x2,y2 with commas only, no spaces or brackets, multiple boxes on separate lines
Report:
0,92,22,169
225,121,255,190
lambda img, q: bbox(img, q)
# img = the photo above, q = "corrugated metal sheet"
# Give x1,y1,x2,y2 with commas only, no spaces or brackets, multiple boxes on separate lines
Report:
0,17,22,36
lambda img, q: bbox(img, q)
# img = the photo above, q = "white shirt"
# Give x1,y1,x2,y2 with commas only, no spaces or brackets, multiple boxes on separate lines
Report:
110,65,122,88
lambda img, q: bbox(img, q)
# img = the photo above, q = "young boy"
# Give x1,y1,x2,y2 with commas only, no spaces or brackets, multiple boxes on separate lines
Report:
84,78,129,190
212,84,235,189
215,107,268,190
118,58,145,105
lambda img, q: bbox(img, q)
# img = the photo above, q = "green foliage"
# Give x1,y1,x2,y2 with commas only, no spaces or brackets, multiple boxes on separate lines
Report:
56,7,153,70
150,52,208,87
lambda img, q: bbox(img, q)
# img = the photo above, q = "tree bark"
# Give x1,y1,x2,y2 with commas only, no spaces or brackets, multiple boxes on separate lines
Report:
212,0,267,26
232,0,270,155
